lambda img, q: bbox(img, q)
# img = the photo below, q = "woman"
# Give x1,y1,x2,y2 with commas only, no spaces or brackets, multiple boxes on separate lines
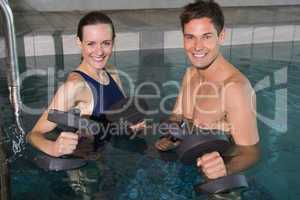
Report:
27,11,141,157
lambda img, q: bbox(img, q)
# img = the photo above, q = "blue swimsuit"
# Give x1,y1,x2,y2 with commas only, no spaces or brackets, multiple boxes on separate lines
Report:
74,70,125,146
74,70,125,121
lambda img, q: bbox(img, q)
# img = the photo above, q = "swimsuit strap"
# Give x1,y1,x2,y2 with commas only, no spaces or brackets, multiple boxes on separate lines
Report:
72,70,125,121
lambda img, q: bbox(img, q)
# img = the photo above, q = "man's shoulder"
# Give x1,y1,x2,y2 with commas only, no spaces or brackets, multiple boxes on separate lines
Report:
224,72,254,99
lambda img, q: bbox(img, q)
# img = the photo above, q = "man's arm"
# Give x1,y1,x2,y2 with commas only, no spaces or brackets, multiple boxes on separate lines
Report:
223,80,260,174
197,80,260,178
172,67,197,119
155,68,193,151
224,143,260,175
225,81,259,145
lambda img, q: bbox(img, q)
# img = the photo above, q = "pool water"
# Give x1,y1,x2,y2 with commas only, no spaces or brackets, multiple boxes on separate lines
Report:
1,42,300,200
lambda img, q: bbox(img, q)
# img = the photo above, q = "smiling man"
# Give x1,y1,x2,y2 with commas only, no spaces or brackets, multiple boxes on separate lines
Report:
155,0,260,181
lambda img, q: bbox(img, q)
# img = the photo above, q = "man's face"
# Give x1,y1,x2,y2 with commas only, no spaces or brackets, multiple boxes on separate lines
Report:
183,18,225,70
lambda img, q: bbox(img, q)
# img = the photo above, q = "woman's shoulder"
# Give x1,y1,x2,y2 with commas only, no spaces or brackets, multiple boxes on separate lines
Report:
105,64,125,94
60,71,88,92
106,64,121,81
67,71,87,83
105,64,118,75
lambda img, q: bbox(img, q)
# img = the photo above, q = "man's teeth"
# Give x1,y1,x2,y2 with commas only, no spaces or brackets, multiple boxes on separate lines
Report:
193,53,206,58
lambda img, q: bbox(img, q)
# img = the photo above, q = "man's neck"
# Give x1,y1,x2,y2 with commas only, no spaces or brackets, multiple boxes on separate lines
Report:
196,53,227,81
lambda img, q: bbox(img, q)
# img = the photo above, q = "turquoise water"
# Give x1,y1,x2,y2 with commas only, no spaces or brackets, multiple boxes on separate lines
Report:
1,42,300,199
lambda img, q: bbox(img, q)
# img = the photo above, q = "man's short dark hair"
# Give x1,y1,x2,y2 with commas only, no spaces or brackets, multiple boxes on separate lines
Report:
180,0,224,35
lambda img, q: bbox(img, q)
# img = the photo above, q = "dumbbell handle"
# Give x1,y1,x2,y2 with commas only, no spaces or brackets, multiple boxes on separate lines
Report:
48,109,102,136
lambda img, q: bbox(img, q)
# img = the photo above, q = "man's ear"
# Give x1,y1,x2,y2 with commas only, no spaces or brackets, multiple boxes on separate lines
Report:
76,37,82,49
218,28,226,44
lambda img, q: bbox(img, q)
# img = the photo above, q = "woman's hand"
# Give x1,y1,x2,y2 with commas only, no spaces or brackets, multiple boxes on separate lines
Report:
129,121,146,132
197,151,227,179
128,121,147,139
51,132,79,157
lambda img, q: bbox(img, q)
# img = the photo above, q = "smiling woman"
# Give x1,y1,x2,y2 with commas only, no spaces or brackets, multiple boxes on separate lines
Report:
77,23,114,71
26,11,135,157
76,13,115,73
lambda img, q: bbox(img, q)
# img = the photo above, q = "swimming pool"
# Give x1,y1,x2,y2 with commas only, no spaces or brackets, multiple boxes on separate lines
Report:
1,42,300,199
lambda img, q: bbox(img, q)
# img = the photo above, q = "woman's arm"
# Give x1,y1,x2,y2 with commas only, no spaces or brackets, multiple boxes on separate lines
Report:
26,75,86,157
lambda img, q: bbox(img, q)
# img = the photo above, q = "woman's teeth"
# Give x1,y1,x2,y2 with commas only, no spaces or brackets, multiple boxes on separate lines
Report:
94,56,104,61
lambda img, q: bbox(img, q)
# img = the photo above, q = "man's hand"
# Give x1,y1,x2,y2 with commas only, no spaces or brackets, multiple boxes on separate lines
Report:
197,151,227,179
51,132,79,157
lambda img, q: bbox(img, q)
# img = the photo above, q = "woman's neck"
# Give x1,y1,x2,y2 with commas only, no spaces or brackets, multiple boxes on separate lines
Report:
78,64,109,85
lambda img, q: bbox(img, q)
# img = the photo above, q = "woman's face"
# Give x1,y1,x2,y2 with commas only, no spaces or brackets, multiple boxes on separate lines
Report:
77,23,113,70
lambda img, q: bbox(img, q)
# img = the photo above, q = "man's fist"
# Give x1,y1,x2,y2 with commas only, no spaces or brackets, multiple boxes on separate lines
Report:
197,151,227,179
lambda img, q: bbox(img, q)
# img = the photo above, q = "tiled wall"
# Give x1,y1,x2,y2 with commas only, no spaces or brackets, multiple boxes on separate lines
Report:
1,22,300,70
12,0,300,11
2,24,298,58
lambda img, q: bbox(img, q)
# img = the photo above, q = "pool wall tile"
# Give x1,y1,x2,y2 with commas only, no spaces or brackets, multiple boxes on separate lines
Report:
108,51,116,66
294,25,300,41
231,44,252,59
16,36,26,58
63,54,81,71
140,49,164,66
163,30,183,49
43,13,73,30
114,51,140,89
33,35,55,56
52,31,64,56
62,34,80,55
252,43,273,60
274,25,295,42
0,38,5,58
223,27,232,46
23,57,37,69
273,42,293,61
35,56,56,69
140,31,164,50
23,13,53,32
220,46,232,60
115,32,140,51
291,42,300,62
231,26,253,45
163,48,186,67
2,25,300,59
115,51,140,68
253,26,274,44
23,34,35,57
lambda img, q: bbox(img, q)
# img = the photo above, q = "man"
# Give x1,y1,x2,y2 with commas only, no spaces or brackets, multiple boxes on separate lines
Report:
155,0,260,180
